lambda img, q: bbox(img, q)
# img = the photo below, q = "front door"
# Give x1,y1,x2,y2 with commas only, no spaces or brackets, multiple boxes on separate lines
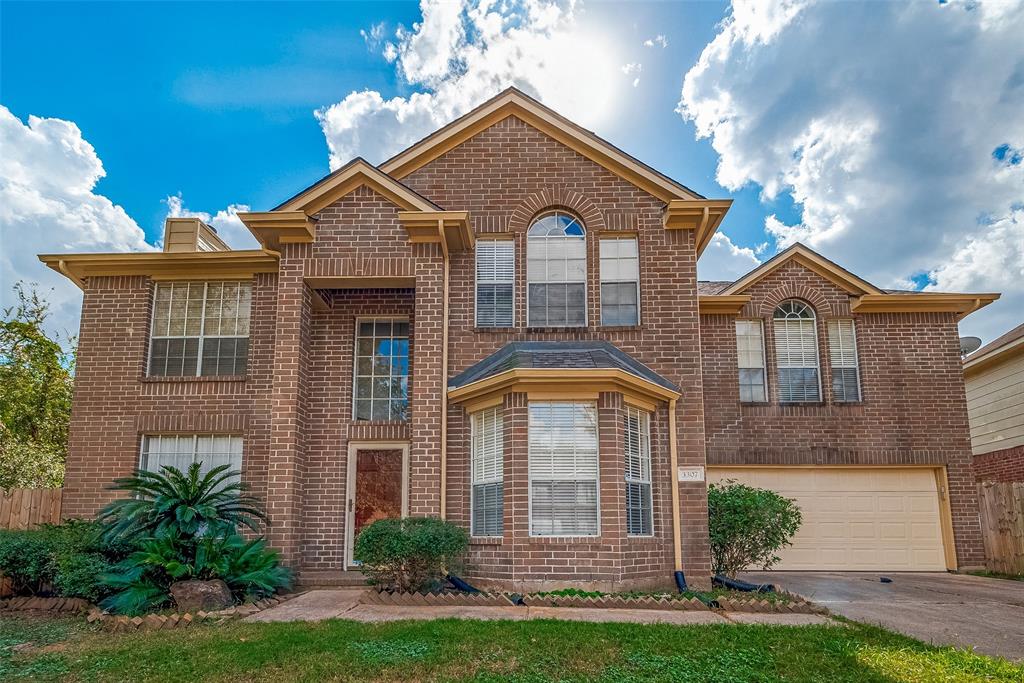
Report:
346,445,407,567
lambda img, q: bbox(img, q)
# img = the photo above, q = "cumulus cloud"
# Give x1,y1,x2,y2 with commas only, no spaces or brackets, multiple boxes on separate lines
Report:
642,34,668,48
317,0,627,168
678,0,1024,340
698,232,761,281
0,106,153,338
164,194,258,250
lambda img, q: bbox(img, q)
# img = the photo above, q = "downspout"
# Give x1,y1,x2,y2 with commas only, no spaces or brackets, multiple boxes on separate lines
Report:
438,220,451,519
668,398,683,575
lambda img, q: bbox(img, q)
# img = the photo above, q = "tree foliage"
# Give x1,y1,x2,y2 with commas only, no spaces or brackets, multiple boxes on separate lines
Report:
0,283,75,489
707,480,803,578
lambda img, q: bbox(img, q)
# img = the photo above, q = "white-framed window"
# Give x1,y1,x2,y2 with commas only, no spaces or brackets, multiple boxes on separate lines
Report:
140,434,243,486
735,319,767,403
773,300,821,403
475,239,515,327
624,406,653,536
471,406,504,537
353,318,410,422
526,211,587,327
528,402,599,536
148,281,251,377
828,319,862,402
600,236,640,326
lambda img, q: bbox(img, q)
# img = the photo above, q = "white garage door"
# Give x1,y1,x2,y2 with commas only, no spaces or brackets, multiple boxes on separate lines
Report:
707,467,948,571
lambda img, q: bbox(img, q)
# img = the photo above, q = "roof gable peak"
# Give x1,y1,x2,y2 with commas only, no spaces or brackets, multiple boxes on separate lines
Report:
723,243,884,296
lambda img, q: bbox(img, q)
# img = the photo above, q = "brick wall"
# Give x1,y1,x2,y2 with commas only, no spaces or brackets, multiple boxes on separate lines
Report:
700,260,985,567
974,445,1024,482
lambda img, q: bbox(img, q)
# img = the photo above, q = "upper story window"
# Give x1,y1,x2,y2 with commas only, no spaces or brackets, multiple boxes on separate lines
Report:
475,239,515,327
773,300,821,403
600,236,640,326
526,211,587,327
149,281,251,377
735,319,767,402
827,319,861,402
353,319,409,422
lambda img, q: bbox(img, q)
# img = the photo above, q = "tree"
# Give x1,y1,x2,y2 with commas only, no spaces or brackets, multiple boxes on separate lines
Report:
707,480,802,578
0,283,76,489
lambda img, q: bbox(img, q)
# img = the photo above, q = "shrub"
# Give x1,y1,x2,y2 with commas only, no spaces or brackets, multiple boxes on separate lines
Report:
0,528,57,594
354,517,468,593
707,481,802,578
53,553,113,602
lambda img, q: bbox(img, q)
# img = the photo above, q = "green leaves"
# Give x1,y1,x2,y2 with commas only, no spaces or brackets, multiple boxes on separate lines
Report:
354,517,468,592
708,480,803,578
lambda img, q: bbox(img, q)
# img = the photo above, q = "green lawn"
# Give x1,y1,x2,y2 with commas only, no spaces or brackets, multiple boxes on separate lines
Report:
2,613,1023,682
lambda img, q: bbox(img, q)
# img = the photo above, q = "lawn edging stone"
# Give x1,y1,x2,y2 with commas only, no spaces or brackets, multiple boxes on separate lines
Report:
359,589,515,607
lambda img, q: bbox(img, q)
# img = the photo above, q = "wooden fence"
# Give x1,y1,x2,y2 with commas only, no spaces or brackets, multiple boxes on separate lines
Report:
0,488,63,530
977,481,1024,575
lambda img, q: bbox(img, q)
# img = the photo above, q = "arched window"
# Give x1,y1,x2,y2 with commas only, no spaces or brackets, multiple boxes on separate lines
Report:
527,211,587,327
773,300,821,402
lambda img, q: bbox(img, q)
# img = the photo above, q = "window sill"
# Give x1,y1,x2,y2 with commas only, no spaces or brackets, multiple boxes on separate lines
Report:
739,401,770,407
525,535,602,544
524,326,590,333
349,419,411,426
473,327,517,334
141,375,247,383
469,537,503,546
599,324,642,332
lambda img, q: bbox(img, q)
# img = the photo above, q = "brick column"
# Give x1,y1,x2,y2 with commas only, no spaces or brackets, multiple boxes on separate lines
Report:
265,249,312,565
409,242,444,516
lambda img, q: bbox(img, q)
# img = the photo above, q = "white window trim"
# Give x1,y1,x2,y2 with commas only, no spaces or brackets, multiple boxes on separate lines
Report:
344,441,410,569
527,401,601,538
828,318,863,403
351,316,411,422
148,281,251,377
525,212,588,329
736,318,768,403
624,406,654,537
599,235,641,327
773,302,823,403
474,238,516,328
470,406,504,538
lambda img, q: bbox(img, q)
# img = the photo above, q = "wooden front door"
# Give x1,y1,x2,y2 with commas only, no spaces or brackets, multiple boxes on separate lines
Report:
348,447,405,566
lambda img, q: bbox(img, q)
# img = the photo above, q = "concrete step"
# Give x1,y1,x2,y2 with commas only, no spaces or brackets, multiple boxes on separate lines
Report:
296,570,368,589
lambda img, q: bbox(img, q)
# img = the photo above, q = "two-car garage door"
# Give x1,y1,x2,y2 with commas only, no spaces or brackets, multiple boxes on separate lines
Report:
707,467,949,571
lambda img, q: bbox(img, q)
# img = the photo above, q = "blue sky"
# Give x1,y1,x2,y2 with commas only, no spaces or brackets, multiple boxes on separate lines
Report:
1,1,1021,341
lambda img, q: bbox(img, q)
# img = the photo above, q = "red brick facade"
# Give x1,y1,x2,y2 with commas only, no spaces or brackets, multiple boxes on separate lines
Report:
59,106,986,588
974,446,1024,482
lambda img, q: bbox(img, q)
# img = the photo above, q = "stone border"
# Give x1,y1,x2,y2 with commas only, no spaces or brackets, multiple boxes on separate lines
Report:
360,590,516,607
522,594,709,611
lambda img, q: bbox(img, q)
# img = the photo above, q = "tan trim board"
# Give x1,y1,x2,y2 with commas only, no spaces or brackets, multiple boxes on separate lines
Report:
276,158,438,215
447,367,681,407
698,295,752,315
663,200,733,255
39,250,278,285
964,336,1024,376
851,293,999,319
236,211,315,251
935,467,958,570
398,211,474,252
724,243,884,296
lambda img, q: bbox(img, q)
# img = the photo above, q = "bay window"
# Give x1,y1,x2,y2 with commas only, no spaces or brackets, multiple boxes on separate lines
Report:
528,402,599,536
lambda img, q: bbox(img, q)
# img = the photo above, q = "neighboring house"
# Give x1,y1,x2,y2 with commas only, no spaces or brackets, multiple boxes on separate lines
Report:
39,88,999,590
965,323,1024,482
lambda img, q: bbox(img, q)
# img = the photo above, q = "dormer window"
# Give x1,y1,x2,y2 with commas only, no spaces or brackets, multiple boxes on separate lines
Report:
526,211,587,327
773,300,821,402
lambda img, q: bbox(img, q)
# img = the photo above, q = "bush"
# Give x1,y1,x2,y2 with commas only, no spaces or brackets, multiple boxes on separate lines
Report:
0,528,56,594
354,517,468,593
707,481,802,578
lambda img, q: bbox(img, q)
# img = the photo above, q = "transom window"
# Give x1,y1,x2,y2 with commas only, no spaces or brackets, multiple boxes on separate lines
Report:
471,406,504,537
353,319,410,422
528,402,599,536
148,281,251,377
140,434,242,487
624,406,653,536
773,300,821,402
526,211,587,327
600,237,640,326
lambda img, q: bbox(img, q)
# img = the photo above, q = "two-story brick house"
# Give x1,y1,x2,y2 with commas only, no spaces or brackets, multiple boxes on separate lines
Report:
40,89,998,590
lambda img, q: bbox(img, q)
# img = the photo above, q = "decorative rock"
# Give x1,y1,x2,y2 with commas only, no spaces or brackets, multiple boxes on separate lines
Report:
170,579,233,613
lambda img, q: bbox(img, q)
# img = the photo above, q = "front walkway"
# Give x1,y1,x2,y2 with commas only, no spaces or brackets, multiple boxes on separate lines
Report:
743,570,1024,661
245,589,833,626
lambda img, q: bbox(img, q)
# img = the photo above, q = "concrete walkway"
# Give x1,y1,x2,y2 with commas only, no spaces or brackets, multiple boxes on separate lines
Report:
743,571,1024,661
245,589,832,627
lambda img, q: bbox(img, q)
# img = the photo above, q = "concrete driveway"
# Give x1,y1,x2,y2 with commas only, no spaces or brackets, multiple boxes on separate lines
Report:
742,571,1024,661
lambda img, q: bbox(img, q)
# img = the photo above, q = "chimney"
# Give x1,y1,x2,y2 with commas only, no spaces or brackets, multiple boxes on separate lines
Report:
162,217,230,253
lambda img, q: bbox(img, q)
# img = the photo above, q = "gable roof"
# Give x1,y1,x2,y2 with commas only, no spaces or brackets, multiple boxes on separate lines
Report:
723,243,884,296
964,322,1024,376
379,87,704,203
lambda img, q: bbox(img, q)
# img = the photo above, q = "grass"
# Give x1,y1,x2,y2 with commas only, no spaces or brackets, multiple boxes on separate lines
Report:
967,570,1024,582
2,612,1023,682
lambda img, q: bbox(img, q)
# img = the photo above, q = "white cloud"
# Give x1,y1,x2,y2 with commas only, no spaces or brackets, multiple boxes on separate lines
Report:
679,0,1024,341
621,62,642,87
0,106,153,339
643,34,668,48
164,194,258,250
316,0,628,168
698,232,761,281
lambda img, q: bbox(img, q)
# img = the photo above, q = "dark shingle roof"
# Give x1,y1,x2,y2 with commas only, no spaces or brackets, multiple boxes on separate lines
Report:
697,281,733,295
448,341,680,393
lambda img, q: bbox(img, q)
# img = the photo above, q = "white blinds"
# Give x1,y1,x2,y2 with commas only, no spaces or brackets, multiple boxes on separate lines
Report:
528,402,599,536
476,240,514,327
471,406,504,537
141,434,242,487
735,319,767,403
828,319,861,402
773,317,821,402
624,406,652,536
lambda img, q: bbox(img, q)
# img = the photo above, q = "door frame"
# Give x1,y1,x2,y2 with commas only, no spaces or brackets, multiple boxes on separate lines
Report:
345,441,410,569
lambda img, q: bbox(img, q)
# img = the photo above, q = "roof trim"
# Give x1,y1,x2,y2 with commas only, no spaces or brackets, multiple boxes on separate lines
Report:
398,211,475,252
380,87,704,203
852,292,1000,320
964,332,1024,376
272,158,441,215
447,368,682,409
38,250,279,288
724,243,885,296
664,199,734,256
698,294,751,315
235,211,316,252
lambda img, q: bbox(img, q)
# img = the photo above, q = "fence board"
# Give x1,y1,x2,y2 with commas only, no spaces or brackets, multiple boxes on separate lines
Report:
977,481,1024,575
0,488,62,531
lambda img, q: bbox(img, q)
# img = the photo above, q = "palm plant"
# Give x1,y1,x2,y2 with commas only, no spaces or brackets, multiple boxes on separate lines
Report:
97,463,267,543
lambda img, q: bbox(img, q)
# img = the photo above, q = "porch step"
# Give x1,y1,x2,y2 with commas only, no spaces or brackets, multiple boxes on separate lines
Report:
296,570,369,589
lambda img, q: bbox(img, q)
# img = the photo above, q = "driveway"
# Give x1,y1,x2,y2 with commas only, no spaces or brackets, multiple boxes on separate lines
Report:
742,571,1024,661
